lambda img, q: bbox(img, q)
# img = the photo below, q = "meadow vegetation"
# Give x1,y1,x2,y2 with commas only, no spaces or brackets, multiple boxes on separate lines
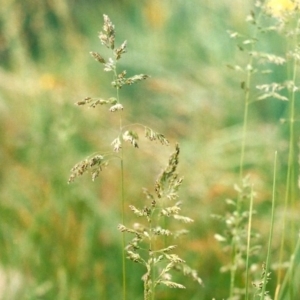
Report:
0,0,300,299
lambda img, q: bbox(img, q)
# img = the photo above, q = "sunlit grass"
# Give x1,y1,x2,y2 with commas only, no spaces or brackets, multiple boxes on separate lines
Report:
1,1,299,299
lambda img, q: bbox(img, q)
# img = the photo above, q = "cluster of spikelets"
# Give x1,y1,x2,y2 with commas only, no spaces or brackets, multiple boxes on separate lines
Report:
68,15,168,184
118,144,202,299
215,1,300,299
68,14,201,298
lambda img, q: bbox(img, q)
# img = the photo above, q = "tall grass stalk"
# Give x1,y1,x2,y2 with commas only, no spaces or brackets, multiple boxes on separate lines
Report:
239,6,262,180
119,145,202,299
260,151,277,300
245,184,254,300
120,126,126,299
239,46,254,181
229,7,262,298
67,14,201,299
115,56,127,300
277,15,300,290
227,3,300,298
68,15,154,299
277,234,300,300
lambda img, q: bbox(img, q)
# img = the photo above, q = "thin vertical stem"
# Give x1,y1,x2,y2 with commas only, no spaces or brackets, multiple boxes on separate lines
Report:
277,21,299,288
147,210,155,300
231,20,260,299
239,75,251,180
229,10,264,299
150,245,155,300
278,235,300,300
120,157,126,300
234,24,258,300
239,11,262,180
115,71,127,300
245,185,254,300
260,152,277,300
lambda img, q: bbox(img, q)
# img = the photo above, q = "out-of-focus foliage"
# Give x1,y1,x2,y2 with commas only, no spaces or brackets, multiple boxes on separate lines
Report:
0,0,298,299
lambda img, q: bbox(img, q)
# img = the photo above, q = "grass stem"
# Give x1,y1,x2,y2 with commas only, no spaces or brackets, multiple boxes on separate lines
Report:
120,157,126,300
277,21,299,288
245,185,254,300
115,68,127,299
260,152,277,300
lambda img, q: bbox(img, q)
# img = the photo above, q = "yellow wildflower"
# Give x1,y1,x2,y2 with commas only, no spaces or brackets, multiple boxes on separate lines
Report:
266,0,299,17
143,0,169,29
39,73,59,90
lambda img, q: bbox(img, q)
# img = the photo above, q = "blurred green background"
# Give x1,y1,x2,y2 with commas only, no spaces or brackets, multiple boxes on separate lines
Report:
0,0,298,299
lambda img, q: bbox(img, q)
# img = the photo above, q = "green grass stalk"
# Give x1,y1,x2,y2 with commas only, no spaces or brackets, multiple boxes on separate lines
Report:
245,185,254,300
230,47,253,300
115,67,127,300
277,235,300,300
260,152,277,300
230,11,262,298
238,9,262,180
277,19,299,289
239,67,251,180
120,157,126,300
149,209,155,300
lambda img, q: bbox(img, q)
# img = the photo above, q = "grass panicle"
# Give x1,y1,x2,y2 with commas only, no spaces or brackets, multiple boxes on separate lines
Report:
213,176,260,299
119,144,202,300
219,2,300,299
68,14,198,300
